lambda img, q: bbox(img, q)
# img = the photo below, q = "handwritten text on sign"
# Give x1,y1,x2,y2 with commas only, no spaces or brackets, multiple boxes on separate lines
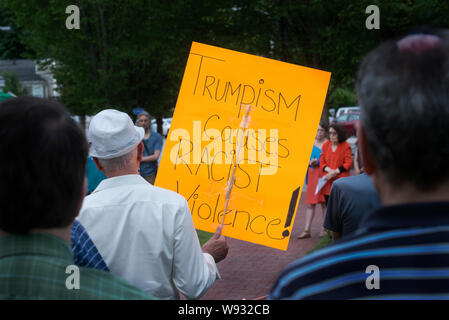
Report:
156,42,331,250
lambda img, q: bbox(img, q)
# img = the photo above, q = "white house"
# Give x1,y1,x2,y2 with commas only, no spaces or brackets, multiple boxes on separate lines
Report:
0,59,58,98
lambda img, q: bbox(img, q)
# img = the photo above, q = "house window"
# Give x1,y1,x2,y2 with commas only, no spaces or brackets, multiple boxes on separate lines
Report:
32,84,44,98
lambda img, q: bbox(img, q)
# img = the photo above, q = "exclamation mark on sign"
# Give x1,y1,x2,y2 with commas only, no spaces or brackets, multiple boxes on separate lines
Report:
282,186,301,237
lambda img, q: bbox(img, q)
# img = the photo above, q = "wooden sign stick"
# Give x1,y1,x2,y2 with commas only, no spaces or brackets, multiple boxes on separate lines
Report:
219,104,252,233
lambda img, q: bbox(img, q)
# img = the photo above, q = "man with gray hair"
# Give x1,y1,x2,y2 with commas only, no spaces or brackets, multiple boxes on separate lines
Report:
269,29,449,299
0,97,153,300
78,109,228,300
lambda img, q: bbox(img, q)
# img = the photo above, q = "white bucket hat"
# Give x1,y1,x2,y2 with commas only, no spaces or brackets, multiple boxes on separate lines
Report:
88,109,145,159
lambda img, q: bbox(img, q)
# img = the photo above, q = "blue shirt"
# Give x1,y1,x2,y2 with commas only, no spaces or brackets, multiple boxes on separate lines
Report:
269,202,449,299
310,145,322,166
71,219,109,271
139,131,162,176
86,156,106,193
324,173,381,237
306,145,322,184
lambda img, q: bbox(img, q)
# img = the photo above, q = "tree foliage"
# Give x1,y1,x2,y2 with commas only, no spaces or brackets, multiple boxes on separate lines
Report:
1,70,27,95
0,3,35,59
2,0,449,119
2,0,185,117
217,0,449,116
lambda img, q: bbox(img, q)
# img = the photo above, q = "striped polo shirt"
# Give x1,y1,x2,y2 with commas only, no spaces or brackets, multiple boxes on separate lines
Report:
269,202,449,300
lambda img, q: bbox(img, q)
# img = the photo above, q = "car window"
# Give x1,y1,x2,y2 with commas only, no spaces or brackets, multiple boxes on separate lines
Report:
336,114,349,121
336,107,360,118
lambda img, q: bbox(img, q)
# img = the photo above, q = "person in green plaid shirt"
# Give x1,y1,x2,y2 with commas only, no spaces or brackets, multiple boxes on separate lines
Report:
0,97,155,300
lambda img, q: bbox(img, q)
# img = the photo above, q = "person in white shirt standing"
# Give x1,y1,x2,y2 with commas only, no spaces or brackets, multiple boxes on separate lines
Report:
78,109,228,300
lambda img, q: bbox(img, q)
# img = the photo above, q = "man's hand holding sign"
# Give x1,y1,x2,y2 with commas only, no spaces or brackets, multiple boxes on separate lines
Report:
156,42,331,251
202,225,228,263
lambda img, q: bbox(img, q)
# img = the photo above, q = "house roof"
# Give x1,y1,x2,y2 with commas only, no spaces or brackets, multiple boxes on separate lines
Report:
0,60,46,82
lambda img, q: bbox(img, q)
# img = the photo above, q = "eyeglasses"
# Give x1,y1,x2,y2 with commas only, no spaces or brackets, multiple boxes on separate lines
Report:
329,131,337,136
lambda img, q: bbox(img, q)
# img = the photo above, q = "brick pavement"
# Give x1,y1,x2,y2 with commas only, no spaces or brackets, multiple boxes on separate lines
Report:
201,191,326,300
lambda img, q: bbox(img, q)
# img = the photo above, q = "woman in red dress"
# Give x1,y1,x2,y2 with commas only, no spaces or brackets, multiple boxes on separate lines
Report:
298,123,328,239
319,124,353,204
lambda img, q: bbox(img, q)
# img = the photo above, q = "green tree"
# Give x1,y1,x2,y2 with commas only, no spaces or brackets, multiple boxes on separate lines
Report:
3,0,449,122
1,70,27,95
0,3,35,59
2,0,182,119
216,0,449,118
2,0,243,123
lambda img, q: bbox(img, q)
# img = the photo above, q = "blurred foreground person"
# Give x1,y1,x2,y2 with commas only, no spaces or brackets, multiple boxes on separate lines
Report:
0,97,153,299
270,29,449,299
78,109,228,299
323,173,380,240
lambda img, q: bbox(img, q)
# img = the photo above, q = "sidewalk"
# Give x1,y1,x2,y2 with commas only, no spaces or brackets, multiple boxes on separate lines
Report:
201,191,326,300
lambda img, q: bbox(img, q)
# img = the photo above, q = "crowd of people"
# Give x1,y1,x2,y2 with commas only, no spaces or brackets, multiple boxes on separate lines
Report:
1,29,449,300
298,121,356,239
298,120,380,241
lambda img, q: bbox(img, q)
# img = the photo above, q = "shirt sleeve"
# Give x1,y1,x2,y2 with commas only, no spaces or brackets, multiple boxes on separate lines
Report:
319,142,328,172
342,142,353,171
323,183,342,233
172,198,220,299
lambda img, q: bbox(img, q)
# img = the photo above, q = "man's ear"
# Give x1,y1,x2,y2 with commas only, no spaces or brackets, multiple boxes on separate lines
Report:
137,142,143,162
357,122,376,175
92,157,104,172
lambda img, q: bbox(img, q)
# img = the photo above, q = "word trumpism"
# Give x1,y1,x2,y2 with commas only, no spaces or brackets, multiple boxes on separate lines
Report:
192,53,302,122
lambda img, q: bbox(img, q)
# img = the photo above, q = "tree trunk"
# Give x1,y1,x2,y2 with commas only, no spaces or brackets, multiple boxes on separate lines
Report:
156,117,163,136
80,114,86,133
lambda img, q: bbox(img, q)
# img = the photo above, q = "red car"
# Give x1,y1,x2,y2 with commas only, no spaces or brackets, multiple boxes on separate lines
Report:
331,112,360,137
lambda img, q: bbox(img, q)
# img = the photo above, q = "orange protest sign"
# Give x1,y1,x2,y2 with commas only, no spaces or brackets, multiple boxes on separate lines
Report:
155,42,331,250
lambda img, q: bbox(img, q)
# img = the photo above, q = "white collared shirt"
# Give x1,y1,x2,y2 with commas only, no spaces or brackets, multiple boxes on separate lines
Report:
78,174,220,300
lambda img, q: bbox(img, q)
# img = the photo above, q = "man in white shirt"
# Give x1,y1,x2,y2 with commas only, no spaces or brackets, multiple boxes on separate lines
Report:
78,109,228,300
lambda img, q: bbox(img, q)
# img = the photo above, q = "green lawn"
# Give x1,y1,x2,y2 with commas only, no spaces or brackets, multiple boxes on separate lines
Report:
197,230,213,246
306,233,333,255
197,229,333,254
